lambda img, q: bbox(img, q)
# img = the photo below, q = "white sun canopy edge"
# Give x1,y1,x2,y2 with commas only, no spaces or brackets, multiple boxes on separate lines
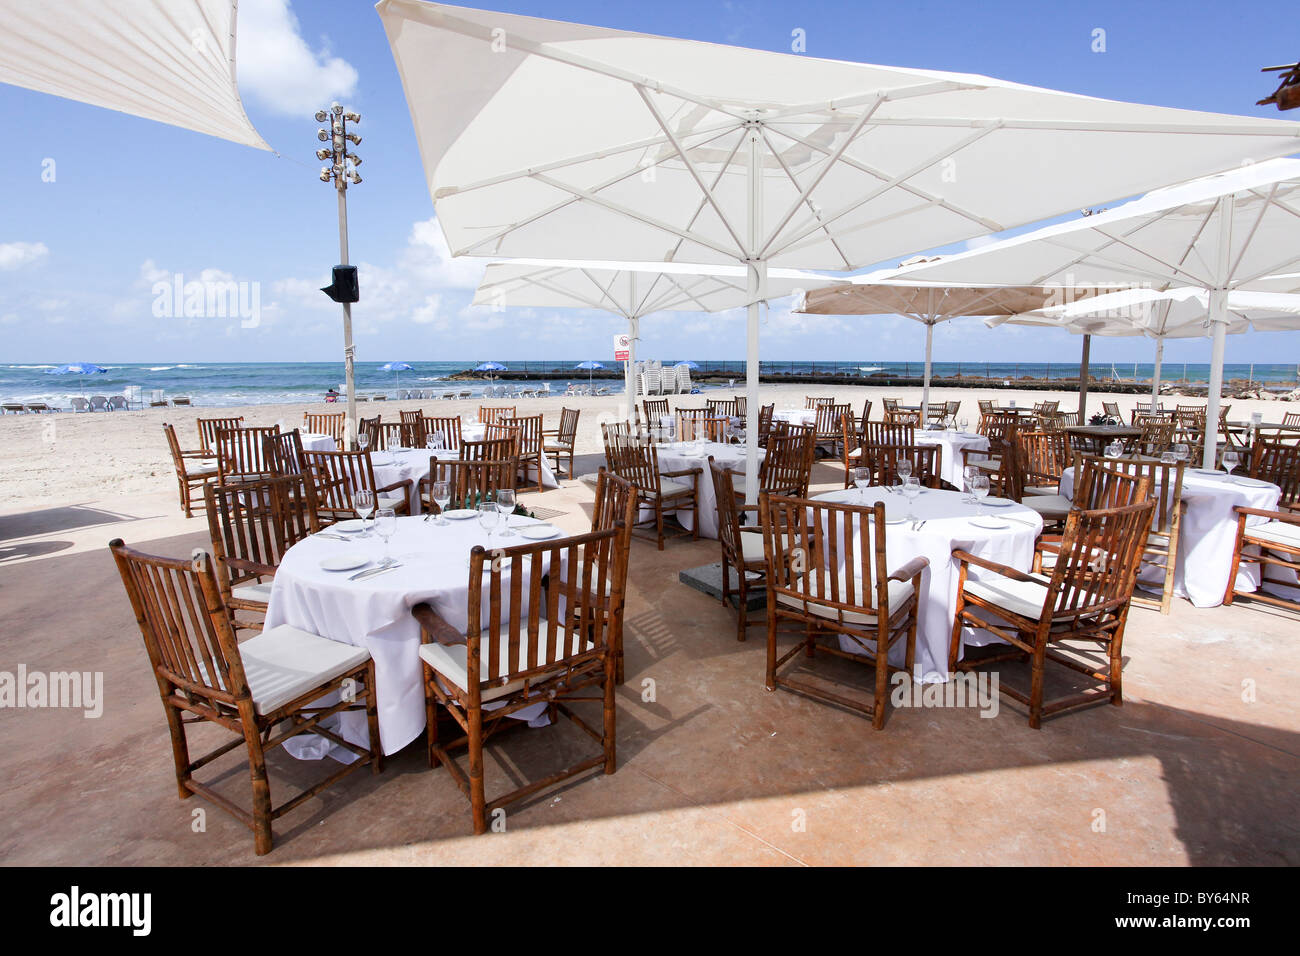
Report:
377,0,1300,497
0,0,269,150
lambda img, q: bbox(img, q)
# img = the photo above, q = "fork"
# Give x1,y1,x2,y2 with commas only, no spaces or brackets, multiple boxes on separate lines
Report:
349,562,402,581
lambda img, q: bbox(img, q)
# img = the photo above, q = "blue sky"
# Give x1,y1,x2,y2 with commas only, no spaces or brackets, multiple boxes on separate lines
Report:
3,0,1298,367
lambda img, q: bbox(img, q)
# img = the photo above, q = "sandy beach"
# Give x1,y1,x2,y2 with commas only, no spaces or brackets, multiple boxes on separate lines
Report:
1,382,1293,513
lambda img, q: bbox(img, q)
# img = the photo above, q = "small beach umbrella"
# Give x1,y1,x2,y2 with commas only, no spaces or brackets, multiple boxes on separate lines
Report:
379,361,413,391
575,359,604,389
45,363,107,394
474,360,507,382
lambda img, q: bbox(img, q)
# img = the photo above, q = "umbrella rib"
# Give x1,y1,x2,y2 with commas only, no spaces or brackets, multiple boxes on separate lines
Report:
1224,182,1279,284
757,100,881,260
579,268,637,318
756,127,853,270
660,131,748,265
635,84,748,257
764,124,1002,263
764,122,1004,233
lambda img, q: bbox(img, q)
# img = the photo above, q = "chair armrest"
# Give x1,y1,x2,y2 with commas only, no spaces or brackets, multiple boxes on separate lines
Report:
376,478,414,496
181,449,215,458
1235,506,1300,523
951,549,1038,584
888,556,929,582
659,467,702,478
411,602,464,646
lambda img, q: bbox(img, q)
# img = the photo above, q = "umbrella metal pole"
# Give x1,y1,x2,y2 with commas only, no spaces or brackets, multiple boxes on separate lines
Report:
337,185,358,450
1151,338,1163,407
744,120,762,507
627,313,639,425
1203,196,1234,470
922,319,934,423
1077,334,1091,422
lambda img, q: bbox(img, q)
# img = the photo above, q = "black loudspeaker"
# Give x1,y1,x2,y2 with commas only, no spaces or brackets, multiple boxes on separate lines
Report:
321,265,360,303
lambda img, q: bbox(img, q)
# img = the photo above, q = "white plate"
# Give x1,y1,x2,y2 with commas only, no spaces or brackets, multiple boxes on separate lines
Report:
1192,469,1224,476
885,517,909,525
320,554,369,572
332,519,367,533
982,499,1015,508
1232,477,1272,488
442,509,478,520
969,518,1009,530
518,524,561,540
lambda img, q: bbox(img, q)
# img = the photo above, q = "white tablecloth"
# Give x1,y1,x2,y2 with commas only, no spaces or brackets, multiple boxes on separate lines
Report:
654,441,756,538
915,429,989,489
813,487,1043,682
773,409,816,427
264,514,559,756
1059,466,1280,608
372,443,559,514
300,432,338,453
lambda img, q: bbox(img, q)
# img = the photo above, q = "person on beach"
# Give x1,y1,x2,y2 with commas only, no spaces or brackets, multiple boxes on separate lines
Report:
325,388,339,403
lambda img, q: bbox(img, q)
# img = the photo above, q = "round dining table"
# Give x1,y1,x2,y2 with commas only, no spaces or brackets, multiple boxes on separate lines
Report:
1059,465,1280,608
772,408,817,427
654,440,759,538
264,513,565,758
914,428,989,489
813,486,1043,682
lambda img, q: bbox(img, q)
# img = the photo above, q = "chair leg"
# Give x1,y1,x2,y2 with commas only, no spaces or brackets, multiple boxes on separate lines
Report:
244,726,274,855
764,610,779,692
1223,526,1246,606
163,699,194,799
467,705,487,835
423,666,440,769
363,660,382,774
602,653,617,774
655,501,665,551
1027,633,1048,730
871,627,890,731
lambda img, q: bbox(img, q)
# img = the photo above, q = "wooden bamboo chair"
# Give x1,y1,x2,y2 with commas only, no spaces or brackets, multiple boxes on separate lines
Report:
756,403,776,446
423,416,463,452
813,403,852,457
542,407,580,477
411,524,627,834
303,412,345,444
737,427,814,500
1224,440,1300,612
424,458,517,513
164,422,219,518
1131,416,1176,456
860,443,941,489
263,428,307,478
643,398,670,440
733,395,747,418
478,405,516,424
109,540,381,855
711,459,766,643
499,415,545,492
203,476,317,629
197,416,243,454
762,493,926,729
978,399,998,416
1019,429,1072,495
707,398,738,419
215,425,280,484
675,409,727,442
399,410,427,447
604,425,700,549
806,396,835,409
885,408,921,425
862,420,916,449
954,493,1157,728
299,448,413,524
1283,412,1300,428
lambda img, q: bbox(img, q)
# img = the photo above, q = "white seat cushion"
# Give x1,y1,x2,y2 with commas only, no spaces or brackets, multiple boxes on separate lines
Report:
239,625,370,715
964,572,1053,620
1248,520,1300,549
739,529,767,564
191,461,219,475
231,580,274,604
378,492,406,511
658,476,693,496
775,576,914,626
544,439,572,449
419,628,595,703
1022,494,1073,518
1023,484,1059,496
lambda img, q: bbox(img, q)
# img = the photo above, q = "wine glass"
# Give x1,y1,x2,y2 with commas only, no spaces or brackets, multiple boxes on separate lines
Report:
900,476,921,522
1161,450,1177,465
1173,443,1190,463
374,508,397,568
431,480,451,525
852,467,870,501
477,499,501,537
895,457,913,486
963,464,980,504
496,488,516,532
354,488,375,536
1104,439,1124,460
970,474,990,515
357,431,370,454
958,416,969,433
1221,449,1240,483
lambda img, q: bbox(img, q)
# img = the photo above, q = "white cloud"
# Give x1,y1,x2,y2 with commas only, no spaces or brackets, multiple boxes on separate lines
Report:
237,0,358,116
0,241,49,270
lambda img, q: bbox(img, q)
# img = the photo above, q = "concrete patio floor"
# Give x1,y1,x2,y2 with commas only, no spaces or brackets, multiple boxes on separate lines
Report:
1,455,1297,866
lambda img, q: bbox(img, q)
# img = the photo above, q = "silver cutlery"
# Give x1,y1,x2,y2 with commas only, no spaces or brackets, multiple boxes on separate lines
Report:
315,532,350,541
349,562,402,581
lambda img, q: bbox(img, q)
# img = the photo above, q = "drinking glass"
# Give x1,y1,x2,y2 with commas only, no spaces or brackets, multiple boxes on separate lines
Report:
963,464,979,504
1173,443,1190,463
958,417,969,433
1221,449,1240,483
1160,450,1177,465
354,489,375,536
496,488,516,532
901,476,921,521
431,480,451,525
357,432,370,454
477,499,501,537
970,474,990,516
374,508,397,568
1104,440,1124,460
1008,399,1017,409
895,458,913,484
852,467,870,501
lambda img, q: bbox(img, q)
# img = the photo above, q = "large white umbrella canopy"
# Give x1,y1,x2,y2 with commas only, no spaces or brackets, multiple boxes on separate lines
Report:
377,0,1300,496
883,159,1300,465
0,0,269,150
474,258,832,417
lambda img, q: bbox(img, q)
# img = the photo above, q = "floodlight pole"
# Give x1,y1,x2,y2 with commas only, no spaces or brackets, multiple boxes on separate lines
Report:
316,103,363,449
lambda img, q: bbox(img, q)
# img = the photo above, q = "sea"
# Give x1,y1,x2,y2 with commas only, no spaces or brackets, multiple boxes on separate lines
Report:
3,360,1298,408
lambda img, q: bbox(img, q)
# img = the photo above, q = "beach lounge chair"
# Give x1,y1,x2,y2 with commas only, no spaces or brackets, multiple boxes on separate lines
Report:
89,395,109,411
674,363,693,394
108,395,128,411
171,396,192,406
68,397,89,413
458,389,472,399
441,390,456,400
596,386,610,396
2,402,26,414
25,402,54,413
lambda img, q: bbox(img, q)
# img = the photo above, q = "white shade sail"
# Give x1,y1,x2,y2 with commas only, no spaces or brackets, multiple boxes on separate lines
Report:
883,159,1300,464
0,0,270,150
377,0,1300,496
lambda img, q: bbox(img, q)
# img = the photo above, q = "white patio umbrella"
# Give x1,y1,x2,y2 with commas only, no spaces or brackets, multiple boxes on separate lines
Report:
798,274,1123,417
0,0,269,149
1020,287,1300,406
473,259,832,419
377,0,1300,498
887,159,1300,466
